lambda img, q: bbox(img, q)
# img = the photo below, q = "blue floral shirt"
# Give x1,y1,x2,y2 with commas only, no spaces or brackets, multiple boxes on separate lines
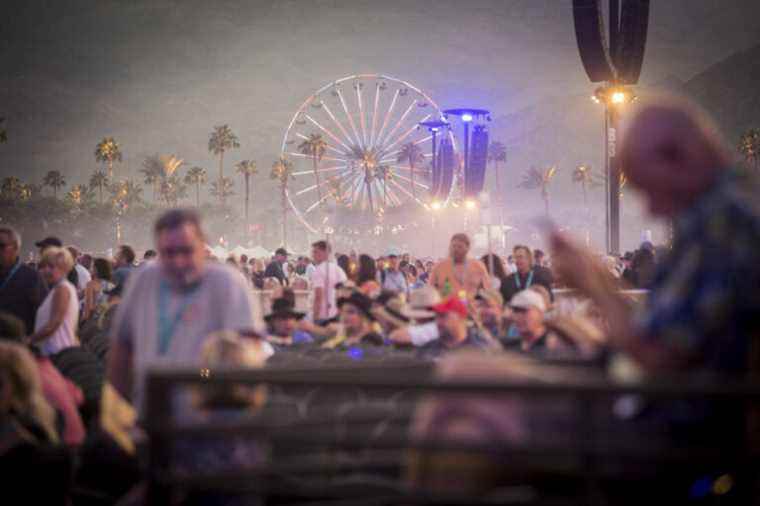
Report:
632,170,760,375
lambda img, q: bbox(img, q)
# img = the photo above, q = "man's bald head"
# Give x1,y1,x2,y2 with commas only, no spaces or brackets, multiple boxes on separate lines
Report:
619,95,733,217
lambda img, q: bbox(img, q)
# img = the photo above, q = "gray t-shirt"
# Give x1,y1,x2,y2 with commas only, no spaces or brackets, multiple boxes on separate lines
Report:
111,261,262,412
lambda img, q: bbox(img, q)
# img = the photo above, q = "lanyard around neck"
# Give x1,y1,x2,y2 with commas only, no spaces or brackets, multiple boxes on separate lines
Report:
157,280,200,356
515,269,533,290
0,259,21,291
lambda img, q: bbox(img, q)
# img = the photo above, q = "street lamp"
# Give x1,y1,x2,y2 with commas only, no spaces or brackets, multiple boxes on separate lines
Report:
592,83,636,254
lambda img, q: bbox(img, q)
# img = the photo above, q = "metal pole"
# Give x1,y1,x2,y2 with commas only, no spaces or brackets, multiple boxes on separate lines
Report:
604,105,610,254
609,106,621,255
463,122,470,192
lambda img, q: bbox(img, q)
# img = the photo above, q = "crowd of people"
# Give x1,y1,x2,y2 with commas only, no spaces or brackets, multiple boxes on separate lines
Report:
1,95,759,503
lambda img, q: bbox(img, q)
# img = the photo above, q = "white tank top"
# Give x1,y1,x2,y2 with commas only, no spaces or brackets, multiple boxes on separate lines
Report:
35,279,80,356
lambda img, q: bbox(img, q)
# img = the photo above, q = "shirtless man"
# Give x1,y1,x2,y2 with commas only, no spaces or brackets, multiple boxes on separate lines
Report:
429,233,490,299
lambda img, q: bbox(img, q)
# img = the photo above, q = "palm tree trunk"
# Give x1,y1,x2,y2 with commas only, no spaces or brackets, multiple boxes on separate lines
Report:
108,160,113,179
366,179,374,215
313,155,321,201
244,174,250,224
219,151,225,205
383,178,387,208
196,182,200,207
99,185,103,204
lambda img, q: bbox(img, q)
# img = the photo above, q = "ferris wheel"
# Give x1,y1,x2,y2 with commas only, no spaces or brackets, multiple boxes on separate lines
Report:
281,74,457,235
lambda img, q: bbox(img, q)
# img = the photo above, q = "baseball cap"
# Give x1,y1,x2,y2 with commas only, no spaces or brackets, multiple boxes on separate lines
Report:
432,297,468,318
401,286,442,320
35,236,63,249
509,290,547,313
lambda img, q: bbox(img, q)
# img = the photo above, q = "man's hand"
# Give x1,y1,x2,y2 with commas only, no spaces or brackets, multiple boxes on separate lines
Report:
549,232,617,298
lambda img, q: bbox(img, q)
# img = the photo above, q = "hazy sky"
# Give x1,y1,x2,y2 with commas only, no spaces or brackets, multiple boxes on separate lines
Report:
1,0,759,249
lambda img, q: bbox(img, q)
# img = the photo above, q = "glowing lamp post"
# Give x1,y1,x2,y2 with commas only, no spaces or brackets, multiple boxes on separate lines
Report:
592,84,635,254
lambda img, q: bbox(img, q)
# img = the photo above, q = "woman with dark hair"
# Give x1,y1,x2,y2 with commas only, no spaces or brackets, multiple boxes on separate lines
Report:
356,254,380,297
480,253,508,291
337,254,355,283
83,258,113,321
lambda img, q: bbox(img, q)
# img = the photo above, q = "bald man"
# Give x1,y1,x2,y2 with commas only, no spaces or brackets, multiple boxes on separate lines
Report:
551,95,760,376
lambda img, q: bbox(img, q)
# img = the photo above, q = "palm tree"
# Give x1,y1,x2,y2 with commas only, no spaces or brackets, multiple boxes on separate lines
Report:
140,156,163,203
271,157,294,246
89,170,109,204
159,175,188,207
327,175,344,205
376,164,393,208
110,179,144,209
738,128,760,171
208,125,240,205
235,160,258,224
0,117,7,144
397,142,424,200
152,155,185,207
43,170,66,199
518,165,557,216
487,141,507,202
573,165,603,246
298,133,327,201
209,177,235,203
65,184,95,209
571,164,603,207
94,137,123,179
20,183,42,201
1,177,23,201
184,166,208,207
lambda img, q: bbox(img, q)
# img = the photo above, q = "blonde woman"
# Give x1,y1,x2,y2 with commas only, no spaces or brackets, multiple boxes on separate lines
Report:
0,341,59,445
174,331,269,480
27,247,80,356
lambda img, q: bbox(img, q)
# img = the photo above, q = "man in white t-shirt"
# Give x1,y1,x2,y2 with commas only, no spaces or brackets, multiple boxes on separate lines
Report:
67,246,91,298
308,240,347,322
107,209,261,414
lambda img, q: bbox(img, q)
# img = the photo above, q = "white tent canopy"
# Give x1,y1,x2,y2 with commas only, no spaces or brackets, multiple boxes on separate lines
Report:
206,244,273,260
